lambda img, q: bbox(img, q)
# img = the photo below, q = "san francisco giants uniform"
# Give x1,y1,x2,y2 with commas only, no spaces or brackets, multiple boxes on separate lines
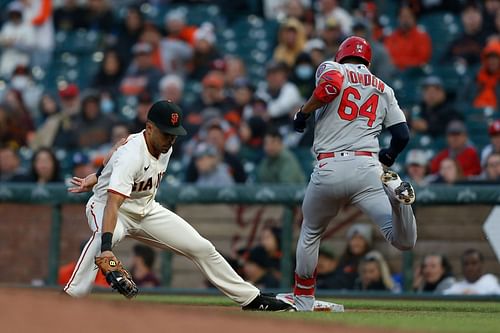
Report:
64,131,259,305
294,60,417,309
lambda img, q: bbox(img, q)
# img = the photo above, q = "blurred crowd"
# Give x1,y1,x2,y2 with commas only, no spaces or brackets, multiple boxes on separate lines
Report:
194,223,500,294
0,0,499,185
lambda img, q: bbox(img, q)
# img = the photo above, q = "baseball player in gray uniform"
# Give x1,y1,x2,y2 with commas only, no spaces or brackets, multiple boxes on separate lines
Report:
291,36,417,311
64,100,294,311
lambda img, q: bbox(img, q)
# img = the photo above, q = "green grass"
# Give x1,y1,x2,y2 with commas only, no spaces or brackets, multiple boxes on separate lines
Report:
96,294,500,333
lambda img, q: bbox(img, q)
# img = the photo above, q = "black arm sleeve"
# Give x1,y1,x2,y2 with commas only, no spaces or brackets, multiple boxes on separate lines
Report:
387,122,410,156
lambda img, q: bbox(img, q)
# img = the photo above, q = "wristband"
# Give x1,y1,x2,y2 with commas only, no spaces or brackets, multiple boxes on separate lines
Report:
101,232,113,252
96,165,104,179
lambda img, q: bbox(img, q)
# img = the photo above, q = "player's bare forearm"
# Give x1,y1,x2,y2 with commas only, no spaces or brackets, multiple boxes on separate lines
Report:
301,95,327,115
102,192,125,234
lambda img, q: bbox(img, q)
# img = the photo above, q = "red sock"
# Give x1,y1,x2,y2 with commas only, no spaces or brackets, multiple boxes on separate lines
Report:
294,271,316,296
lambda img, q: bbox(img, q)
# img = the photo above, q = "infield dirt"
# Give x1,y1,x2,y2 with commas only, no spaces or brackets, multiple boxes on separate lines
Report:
0,288,411,333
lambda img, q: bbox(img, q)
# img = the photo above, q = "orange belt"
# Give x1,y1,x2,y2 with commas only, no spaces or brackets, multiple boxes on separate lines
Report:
317,151,373,161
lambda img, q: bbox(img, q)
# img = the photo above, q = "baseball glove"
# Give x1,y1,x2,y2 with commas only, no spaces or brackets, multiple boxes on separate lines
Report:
95,256,138,299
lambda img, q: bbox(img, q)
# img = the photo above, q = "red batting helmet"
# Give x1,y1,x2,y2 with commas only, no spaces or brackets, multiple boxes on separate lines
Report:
335,36,372,65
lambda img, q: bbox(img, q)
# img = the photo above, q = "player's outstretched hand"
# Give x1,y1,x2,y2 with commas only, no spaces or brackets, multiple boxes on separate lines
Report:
67,173,98,193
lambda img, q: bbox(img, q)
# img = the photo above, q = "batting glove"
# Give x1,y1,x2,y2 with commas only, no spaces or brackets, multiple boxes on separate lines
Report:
293,108,310,133
378,148,397,167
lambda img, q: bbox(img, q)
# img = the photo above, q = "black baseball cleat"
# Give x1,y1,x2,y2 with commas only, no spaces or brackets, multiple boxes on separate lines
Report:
242,294,296,312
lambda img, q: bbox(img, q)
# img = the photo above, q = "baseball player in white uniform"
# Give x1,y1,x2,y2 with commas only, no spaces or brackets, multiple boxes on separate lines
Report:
64,100,294,311
291,36,417,311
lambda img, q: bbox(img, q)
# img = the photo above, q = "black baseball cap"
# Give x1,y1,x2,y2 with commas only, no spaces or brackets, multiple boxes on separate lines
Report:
147,100,187,136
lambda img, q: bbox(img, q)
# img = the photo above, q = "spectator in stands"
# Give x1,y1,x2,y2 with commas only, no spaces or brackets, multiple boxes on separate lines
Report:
186,123,246,183
130,244,161,287
159,74,185,107
114,5,144,68
224,56,247,88
473,39,500,110
481,120,500,166
285,0,316,38
290,52,315,99
242,246,280,289
130,91,152,134
355,251,395,292
316,245,338,289
85,0,115,35
320,17,344,58
483,0,500,35
74,91,115,149
444,249,500,295
410,76,463,138
53,0,89,32
20,0,54,69
0,146,24,181
352,19,395,82
163,9,197,46
443,3,488,67
191,142,235,187
139,21,165,72
20,147,62,183
256,129,305,184
468,152,500,183
256,61,303,128
315,0,353,35
238,115,267,165
431,157,465,185
404,149,430,186
273,18,306,68
159,37,192,79
120,42,163,97
9,64,43,117
384,4,432,71
2,89,35,148
304,38,327,67
329,223,373,290
430,120,482,177
191,71,235,116
71,152,95,179
190,22,220,80
413,254,455,294
0,104,28,149
227,77,255,126
0,2,35,78
258,226,283,279
91,49,125,96
37,93,59,124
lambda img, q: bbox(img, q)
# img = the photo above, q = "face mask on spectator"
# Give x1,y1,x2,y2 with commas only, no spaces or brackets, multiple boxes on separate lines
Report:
295,64,313,80
100,98,114,114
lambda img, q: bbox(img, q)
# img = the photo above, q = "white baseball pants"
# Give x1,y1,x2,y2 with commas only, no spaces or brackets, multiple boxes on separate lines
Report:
64,197,259,305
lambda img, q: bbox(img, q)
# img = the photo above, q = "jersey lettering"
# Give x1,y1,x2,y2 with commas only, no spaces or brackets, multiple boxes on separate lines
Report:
338,87,379,127
346,69,384,92
132,172,165,193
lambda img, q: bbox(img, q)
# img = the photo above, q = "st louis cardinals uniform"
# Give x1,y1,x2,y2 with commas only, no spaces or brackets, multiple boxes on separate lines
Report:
293,37,417,311
64,130,259,305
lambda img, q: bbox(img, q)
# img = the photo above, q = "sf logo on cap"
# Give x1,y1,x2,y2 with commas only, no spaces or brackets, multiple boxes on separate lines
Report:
171,113,179,125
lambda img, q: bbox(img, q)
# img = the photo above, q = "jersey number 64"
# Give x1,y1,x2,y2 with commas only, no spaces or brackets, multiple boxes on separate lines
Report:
337,87,379,127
